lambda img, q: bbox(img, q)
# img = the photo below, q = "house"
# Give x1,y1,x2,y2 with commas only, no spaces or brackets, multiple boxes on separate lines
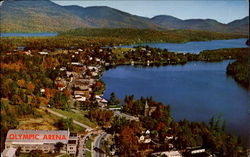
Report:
95,58,101,62
139,135,145,143
75,96,86,102
74,90,90,99
54,78,67,91
74,82,89,91
60,67,67,71
38,51,49,55
25,50,32,56
67,133,78,156
40,88,45,94
71,62,83,66
191,149,205,154
151,151,182,157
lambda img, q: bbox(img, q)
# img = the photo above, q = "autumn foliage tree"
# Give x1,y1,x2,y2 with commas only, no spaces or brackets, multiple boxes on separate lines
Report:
119,126,139,157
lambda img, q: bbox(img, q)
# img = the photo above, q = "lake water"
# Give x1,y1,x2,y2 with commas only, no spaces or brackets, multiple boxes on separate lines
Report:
101,60,249,144
0,32,57,37
119,38,248,54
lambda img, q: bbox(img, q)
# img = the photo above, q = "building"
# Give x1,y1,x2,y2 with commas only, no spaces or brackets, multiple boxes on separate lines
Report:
67,133,78,155
4,130,78,156
1,148,16,157
151,151,182,157
144,101,157,117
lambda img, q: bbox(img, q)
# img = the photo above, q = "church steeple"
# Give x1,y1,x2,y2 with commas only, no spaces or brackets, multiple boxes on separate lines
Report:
144,100,149,116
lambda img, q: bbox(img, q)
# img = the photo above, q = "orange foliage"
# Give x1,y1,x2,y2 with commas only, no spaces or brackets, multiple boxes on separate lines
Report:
63,89,71,97
156,122,166,131
1,60,26,72
17,79,26,88
27,82,35,92
96,81,102,87
120,126,139,146
42,57,60,69
45,88,58,98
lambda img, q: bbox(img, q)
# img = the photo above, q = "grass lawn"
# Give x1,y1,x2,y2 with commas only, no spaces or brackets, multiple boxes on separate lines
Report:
85,150,91,157
19,153,29,157
108,105,122,109
18,108,59,130
18,108,85,132
86,139,93,150
52,108,97,128
60,154,71,157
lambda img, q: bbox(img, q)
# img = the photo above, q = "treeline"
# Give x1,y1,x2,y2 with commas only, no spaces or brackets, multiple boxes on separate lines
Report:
199,48,249,89
0,36,129,52
227,60,249,89
107,95,247,157
104,47,248,66
60,28,246,43
1,28,247,52
199,48,248,61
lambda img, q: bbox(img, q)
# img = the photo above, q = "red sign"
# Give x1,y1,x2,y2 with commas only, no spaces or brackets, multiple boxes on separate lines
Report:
8,134,67,140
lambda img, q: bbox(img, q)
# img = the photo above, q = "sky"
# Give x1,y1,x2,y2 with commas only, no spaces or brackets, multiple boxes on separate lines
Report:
52,0,249,24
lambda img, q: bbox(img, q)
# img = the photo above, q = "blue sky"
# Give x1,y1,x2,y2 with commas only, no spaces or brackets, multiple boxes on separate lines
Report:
53,0,249,24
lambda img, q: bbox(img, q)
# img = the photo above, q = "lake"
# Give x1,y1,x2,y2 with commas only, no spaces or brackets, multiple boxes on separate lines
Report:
119,38,248,53
101,60,249,144
0,32,57,37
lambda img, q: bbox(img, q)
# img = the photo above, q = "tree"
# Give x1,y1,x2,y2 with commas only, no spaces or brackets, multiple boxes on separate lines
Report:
29,150,45,157
108,92,120,107
54,142,64,153
119,126,139,156
54,118,73,130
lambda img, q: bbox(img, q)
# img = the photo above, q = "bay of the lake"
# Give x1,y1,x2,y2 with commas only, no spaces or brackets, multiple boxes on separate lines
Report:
119,38,248,53
101,60,249,145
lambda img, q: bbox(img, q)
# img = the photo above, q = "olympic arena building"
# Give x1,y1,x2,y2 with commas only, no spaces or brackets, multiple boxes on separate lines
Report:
3,130,78,156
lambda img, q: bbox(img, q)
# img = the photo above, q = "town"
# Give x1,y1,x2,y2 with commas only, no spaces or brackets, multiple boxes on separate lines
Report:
1,43,248,157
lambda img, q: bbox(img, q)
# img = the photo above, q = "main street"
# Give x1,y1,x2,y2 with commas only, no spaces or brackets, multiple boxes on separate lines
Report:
93,132,108,157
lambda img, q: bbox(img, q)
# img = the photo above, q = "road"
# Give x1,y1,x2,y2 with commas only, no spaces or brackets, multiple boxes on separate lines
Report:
93,132,108,157
41,107,93,130
78,132,93,157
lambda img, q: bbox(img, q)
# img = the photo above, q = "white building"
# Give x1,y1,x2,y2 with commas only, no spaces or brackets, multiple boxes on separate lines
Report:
38,51,49,55
151,151,182,157
4,130,78,156
1,148,16,157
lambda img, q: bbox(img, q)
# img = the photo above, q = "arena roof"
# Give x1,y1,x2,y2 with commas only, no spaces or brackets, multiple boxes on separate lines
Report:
6,130,69,144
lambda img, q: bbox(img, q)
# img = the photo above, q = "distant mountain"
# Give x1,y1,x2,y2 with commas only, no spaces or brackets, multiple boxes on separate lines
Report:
63,5,160,29
152,16,227,32
0,0,248,35
0,0,89,32
151,15,249,34
227,16,249,35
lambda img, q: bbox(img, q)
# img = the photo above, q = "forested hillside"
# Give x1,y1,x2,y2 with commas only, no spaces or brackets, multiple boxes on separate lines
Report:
0,0,248,34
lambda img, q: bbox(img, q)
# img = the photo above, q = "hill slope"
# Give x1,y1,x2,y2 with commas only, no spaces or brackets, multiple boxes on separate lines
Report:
63,5,160,29
0,0,248,34
151,15,249,34
0,0,89,32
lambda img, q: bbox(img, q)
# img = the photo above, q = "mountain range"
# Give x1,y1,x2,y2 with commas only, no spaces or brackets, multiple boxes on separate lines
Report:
0,0,249,34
